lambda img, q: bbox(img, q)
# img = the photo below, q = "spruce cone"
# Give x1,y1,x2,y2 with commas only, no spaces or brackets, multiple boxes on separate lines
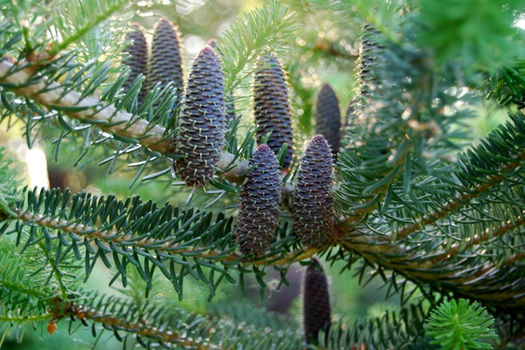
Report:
144,18,184,101
315,83,342,157
235,144,281,256
253,54,294,169
293,135,334,248
303,258,332,344
122,24,148,103
173,46,225,186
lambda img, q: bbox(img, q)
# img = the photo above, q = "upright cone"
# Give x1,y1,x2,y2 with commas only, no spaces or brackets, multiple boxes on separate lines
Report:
315,83,342,157
122,24,148,103
303,258,332,345
144,18,184,101
358,24,383,101
173,46,225,186
253,53,294,169
293,135,334,248
235,144,281,256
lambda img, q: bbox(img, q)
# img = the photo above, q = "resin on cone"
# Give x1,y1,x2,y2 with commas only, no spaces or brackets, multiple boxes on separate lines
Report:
293,135,334,248
315,83,342,157
303,258,332,344
122,24,148,104
173,46,225,186
143,18,184,101
235,144,281,256
253,53,294,169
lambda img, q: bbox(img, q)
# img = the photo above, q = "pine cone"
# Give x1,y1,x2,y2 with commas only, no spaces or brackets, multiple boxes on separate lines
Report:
173,46,225,186
143,18,184,101
303,258,331,344
235,144,281,256
253,53,294,169
315,83,342,157
122,24,148,104
293,135,334,248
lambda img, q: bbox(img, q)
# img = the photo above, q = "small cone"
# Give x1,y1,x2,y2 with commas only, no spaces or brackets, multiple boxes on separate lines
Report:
253,53,294,169
122,24,148,103
293,135,334,248
315,83,342,157
235,144,281,256
303,258,332,344
173,46,225,186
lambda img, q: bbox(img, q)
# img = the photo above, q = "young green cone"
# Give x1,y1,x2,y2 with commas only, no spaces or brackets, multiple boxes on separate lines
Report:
235,144,281,256
315,83,342,157
122,24,148,104
253,53,294,169
173,46,225,186
293,135,334,248
303,258,332,345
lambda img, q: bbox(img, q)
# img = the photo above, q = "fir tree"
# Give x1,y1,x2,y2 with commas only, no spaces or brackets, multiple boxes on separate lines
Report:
1,0,525,349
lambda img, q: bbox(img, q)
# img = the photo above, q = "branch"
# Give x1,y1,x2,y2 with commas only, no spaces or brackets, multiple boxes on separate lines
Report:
0,60,171,152
430,210,525,265
0,59,255,178
393,158,524,241
49,298,220,350
340,232,525,310
0,59,300,192
6,205,317,267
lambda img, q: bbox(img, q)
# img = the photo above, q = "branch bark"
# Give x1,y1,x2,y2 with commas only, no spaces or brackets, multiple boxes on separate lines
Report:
0,59,252,182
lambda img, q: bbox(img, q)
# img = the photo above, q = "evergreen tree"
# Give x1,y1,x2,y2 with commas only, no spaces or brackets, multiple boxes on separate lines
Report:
0,0,525,348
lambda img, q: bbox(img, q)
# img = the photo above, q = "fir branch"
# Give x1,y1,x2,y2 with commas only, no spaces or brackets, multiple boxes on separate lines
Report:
48,295,220,349
340,233,525,310
321,304,428,349
5,200,319,267
0,313,51,323
392,114,525,241
47,0,128,58
0,60,260,183
46,291,303,349
393,161,522,241
0,59,171,153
